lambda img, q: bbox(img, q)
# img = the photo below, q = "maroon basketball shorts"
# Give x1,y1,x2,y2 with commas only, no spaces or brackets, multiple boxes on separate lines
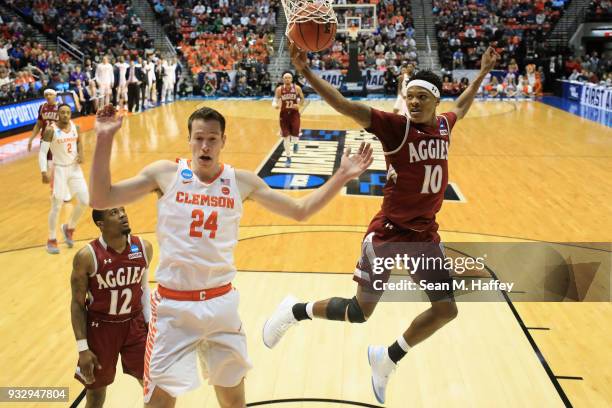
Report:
280,109,300,137
75,312,148,389
353,211,454,302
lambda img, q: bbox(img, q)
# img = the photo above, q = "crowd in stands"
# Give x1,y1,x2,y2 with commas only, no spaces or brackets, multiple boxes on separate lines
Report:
308,0,418,73
150,0,278,95
433,0,569,71
8,0,154,60
586,0,612,21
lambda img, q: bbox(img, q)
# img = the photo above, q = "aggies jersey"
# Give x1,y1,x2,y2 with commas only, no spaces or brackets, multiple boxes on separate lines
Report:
38,103,59,133
50,121,78,166
280,84,299,113
366,108,457,232
155,160,243,290
85,235,149,321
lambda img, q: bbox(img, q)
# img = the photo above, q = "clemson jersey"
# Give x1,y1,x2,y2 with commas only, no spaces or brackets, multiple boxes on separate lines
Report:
155,160,243,290
50,121,78,165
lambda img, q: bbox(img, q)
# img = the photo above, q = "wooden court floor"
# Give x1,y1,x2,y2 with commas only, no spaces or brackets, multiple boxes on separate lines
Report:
0,99,610,407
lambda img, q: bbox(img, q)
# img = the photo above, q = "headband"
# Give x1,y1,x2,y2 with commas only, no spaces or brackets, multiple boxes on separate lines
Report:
406,80,440,98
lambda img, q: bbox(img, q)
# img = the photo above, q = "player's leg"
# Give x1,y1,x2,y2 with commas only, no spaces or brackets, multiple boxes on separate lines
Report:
279,114,292,167
368,242,457,404
214,379,245,408
47,165,66,254
161,80,169,103
263,228,385,348
290,111,300,153
62,167,89,247
84,387,106,408
144,291,202,407
201,289,251,408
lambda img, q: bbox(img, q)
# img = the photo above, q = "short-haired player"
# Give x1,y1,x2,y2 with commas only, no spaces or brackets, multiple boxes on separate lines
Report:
39,103,89,254
71,207,152,408
273,72,304,167
89,105,373,407
263,44,500,404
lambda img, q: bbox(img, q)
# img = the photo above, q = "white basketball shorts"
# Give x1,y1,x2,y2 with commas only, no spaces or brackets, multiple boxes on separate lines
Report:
52,164,87,201
143,288,252,402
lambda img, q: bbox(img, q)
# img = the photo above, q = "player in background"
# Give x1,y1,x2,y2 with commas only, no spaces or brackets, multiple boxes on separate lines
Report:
263,44,499,404
89,105,372,408
392,63,415,115
273,72,304,167
95,56,115,107
115,56,130,110
71,207,152,408
39,104,89,254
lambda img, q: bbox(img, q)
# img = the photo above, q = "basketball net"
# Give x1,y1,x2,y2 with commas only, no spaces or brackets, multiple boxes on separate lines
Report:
281,0,338,36
348,26,359,41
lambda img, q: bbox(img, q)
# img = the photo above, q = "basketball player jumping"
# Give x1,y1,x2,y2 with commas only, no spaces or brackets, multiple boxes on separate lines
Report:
263,43,499,404
89,106,373,407
39,104,89,254
273,72,304,167
71,207,152,407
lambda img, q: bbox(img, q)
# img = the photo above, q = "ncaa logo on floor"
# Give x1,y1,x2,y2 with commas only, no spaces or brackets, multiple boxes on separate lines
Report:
257,128,465,201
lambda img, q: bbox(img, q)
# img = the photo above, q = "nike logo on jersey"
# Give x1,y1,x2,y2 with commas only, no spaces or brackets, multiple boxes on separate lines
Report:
104,258,112,265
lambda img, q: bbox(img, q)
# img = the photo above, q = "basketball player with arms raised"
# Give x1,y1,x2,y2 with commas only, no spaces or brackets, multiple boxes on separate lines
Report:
39,104,89,254
273,72,304,167
264,43,499,404
71,207,152,407
89,106,373,407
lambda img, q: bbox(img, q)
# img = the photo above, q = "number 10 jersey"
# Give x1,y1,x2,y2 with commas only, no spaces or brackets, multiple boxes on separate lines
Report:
155,160,243,291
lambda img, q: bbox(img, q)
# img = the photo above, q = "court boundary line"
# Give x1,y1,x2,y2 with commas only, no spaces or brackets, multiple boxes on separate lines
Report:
449,247,573,407
1,226,609,255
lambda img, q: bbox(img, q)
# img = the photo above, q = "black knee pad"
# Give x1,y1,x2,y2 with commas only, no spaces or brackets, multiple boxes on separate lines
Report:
326,297,350,321
325,296,366,323
346,296,366,323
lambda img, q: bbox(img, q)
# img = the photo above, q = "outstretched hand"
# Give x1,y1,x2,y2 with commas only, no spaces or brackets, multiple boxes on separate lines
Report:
94,104,123,139
338,142,374,180
289,42,308,73
480,47,500,73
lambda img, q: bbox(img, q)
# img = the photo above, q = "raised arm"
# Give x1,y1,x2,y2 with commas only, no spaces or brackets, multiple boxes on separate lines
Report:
89,107,171,209
70,247,101,384
290,43,371,128
452,47,500,120
237,142,373,221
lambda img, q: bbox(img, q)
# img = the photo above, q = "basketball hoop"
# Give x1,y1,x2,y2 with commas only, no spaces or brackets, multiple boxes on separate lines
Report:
281,0,338,36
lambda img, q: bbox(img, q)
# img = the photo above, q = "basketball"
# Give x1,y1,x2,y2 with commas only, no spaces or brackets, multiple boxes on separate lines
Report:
287,3,337,52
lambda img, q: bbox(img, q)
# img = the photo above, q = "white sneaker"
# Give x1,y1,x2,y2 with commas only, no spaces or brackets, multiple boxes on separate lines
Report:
368,345,396,404
262,295,299,349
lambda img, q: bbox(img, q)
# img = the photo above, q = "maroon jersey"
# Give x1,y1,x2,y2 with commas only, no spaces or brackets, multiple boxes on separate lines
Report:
86,235,149,321
280,84,299,113
366,108,457,232
37,102,59,134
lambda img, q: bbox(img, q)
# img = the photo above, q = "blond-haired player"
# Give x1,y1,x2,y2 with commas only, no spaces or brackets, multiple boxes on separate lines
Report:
89,106,373,407
39,104,89,254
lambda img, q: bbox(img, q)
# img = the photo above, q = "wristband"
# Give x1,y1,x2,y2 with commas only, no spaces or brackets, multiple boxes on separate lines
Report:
77,339,89,352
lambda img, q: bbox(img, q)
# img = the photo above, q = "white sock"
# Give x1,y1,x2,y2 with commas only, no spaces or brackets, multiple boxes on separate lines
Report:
283,137,292,158
397,335,411,352
48,198,62,240
305,302,314,319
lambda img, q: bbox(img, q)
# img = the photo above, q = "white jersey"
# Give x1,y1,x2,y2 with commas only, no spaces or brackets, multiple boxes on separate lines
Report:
163,62,177,83
400,73,411,98
116,62,129,85
156,160,243,290
50,121,78,166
